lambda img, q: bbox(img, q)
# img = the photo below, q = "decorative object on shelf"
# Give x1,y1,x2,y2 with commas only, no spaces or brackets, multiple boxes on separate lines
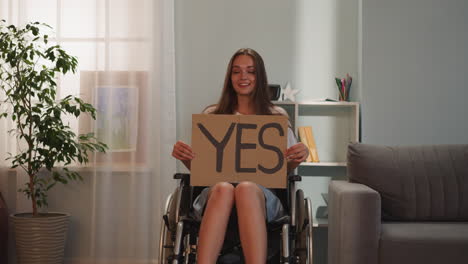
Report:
298,126,320,163
282,81,300,101
334,73,352,101
0,20,108,264
268,84,281,101
298,127,313,163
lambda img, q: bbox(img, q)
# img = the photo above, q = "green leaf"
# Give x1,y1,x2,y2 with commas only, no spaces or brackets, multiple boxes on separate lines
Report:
31,26,39,36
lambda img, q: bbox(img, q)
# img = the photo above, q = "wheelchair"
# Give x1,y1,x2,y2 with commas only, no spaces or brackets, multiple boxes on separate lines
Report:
158,173,314,263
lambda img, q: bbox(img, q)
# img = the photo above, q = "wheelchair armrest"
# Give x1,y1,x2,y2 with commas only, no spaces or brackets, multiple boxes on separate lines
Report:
174,173,191,185
288,174,301,182
174,173,190,180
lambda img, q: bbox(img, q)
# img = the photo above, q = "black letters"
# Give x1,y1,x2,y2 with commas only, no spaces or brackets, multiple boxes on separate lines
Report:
258,123,285,174
235,123,257,173
199,121,285,175
198,122,236,172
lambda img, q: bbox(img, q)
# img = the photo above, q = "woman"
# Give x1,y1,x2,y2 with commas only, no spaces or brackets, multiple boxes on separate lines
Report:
172,48,308,264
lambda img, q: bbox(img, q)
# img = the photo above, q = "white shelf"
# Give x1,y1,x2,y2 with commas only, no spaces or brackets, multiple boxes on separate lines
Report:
297,101,359,107
271,100,296,105
313,215,329,228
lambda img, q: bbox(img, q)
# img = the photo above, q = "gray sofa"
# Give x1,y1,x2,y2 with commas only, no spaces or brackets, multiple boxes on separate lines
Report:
328,143,468,264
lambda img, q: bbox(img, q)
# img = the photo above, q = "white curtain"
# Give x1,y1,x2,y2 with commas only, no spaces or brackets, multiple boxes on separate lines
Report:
0,0,176,263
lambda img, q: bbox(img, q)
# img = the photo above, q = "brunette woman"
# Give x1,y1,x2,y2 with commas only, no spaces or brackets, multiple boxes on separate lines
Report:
172,48,308,264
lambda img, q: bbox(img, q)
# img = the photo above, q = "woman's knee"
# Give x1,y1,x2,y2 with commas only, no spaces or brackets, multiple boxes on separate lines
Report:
235,182,267,218
235,181,263,200
209,182,235,201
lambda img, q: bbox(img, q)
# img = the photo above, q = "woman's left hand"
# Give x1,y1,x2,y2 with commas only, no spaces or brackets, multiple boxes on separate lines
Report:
285,142,309,163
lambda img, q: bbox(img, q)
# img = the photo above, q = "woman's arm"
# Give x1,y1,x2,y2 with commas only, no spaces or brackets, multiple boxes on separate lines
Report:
172,140,194,170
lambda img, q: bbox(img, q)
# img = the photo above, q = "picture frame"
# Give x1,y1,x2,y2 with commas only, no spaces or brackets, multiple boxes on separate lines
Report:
95,86,139,152
79,71,149,165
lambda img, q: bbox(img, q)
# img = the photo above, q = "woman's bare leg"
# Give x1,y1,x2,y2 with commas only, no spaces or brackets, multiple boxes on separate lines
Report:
235,181,267,264
197,182,235,264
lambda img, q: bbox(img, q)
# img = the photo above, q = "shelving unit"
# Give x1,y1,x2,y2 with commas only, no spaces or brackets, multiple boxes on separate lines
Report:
275,100,359,167
274,100,360,227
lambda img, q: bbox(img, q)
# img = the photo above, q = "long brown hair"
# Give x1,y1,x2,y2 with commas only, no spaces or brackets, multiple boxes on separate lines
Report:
213,48,273,115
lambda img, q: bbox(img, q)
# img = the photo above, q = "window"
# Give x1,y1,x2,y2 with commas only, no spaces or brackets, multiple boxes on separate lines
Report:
2,0,153,167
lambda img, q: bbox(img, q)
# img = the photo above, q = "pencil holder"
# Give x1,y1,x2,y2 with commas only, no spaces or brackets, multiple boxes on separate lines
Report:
335,74,352,101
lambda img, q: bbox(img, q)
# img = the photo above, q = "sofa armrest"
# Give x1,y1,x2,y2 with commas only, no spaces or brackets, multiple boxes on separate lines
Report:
328,181,381,264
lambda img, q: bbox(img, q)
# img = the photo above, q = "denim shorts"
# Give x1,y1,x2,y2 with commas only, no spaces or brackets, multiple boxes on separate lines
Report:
192,184,285,223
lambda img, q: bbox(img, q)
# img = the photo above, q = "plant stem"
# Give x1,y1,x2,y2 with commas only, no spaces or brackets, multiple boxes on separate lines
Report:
29,173,37,216
28,78,36,216
15,57,37,216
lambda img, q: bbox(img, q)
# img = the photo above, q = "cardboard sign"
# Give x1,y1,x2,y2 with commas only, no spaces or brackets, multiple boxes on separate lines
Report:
191,114,288,188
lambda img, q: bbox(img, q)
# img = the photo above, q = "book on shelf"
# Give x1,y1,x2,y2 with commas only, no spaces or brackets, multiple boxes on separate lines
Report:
298,126,320,163
298,127,313,162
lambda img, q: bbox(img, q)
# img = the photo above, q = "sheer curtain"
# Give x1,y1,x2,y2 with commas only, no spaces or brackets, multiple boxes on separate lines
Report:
0,0,176,263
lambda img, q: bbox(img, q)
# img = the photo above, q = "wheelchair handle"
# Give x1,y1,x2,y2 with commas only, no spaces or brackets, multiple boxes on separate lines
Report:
174,173,190,180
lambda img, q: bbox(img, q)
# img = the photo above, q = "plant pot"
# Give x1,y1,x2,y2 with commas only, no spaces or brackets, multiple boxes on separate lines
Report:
10,212,70,264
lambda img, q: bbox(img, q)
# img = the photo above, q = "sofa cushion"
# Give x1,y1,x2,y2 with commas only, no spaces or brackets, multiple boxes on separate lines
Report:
379,222,468,264
347,143,468,221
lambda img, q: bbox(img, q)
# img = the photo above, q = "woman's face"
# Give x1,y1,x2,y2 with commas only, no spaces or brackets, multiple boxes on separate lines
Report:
231,55,256,97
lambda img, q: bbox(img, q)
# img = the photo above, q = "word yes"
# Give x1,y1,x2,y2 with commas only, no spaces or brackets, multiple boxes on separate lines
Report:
197,122,285,174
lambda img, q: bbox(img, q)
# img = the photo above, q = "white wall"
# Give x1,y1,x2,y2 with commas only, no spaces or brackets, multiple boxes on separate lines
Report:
294,0,359,101
361,0,468,144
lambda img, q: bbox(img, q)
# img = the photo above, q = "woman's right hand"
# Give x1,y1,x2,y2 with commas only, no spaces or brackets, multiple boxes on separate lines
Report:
172,140,195,161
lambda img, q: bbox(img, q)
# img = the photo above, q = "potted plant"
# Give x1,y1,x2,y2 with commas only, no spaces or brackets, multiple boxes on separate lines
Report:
0,20,107,263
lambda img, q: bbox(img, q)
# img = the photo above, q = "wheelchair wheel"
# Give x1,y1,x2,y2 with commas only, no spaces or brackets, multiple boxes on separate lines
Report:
295,190,307,263
296,197,314,264
171,186,182,229
304,198,314,263
159,193,175,264
295,189,305,235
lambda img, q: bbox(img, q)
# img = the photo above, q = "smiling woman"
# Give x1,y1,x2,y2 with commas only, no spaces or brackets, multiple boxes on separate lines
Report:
172,48,309,263
214,48,272,116
231,55,257,97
